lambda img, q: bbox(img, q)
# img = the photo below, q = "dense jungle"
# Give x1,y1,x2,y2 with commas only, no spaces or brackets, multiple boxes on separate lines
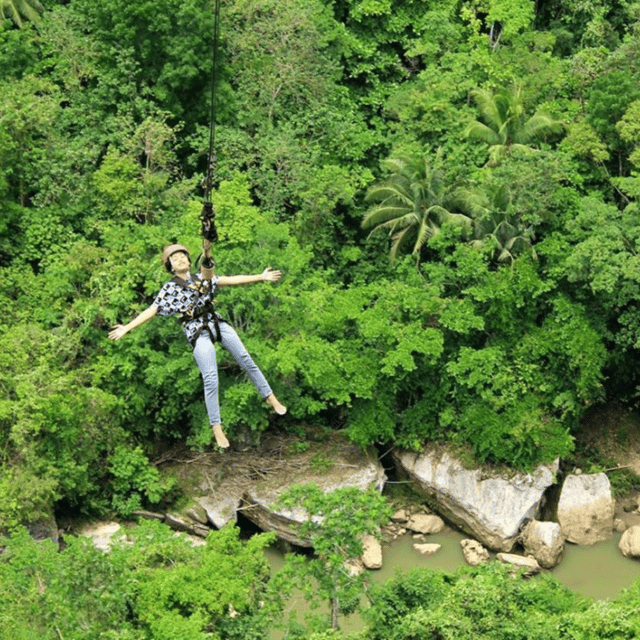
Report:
3,0,640,637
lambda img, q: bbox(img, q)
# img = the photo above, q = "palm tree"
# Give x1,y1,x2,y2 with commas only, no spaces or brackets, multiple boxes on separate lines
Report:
465,83,563,164
467,184,536,264
1,0,44,27
362,150,473,264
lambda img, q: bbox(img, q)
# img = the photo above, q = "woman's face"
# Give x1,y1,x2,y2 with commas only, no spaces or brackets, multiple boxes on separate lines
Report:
169,251,190,272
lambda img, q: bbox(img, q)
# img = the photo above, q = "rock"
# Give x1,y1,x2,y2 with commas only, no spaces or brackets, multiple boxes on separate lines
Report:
460,539,490,566
614,518,627,533
520,520,564,569
185,503,209,525
132,510,165,521
164,513,210,538
242,438,386,547
362,534,383,569
196,490,243,529
496,553,541,576
166,434,386,548
393,446,558,551
619,525,640,559
183,533,207,547
391,508,408,523
346,559,365,576
406,514,445,534
27,516,59,545
414,543,442,555
78,521,122,552
556,473,614,546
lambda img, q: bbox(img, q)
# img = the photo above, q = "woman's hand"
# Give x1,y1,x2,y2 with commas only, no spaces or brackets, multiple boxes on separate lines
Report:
108,324,129,341
262,267,282,282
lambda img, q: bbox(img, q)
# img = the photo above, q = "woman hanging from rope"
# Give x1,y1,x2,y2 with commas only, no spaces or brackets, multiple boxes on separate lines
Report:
107,239,287,448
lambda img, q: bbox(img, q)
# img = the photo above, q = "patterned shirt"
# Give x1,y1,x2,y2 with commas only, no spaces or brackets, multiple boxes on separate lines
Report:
152,274,222,344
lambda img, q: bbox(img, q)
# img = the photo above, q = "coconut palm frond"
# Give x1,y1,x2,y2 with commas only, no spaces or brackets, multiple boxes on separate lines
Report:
363,206,416,230
467,82,564,163
1,0,43,27
363,149,470,263
519,112,563,144
465,121,503,146
365,181,414,206
389,225,417,264
413,217,437,255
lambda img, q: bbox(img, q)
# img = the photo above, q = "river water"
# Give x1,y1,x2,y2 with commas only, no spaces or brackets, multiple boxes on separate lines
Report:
265,526,640,636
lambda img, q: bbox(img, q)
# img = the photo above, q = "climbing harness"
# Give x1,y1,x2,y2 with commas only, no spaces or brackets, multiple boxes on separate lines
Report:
174,0,223,345
171,275,224,347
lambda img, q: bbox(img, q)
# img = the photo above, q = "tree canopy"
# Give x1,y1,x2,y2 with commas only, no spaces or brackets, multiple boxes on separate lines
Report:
0,0,638,536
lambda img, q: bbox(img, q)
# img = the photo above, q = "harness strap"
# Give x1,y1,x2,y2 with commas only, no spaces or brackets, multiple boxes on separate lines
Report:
171,276,225,347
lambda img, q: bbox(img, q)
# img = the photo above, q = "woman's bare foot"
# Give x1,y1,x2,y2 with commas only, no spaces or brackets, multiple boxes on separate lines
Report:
212,424,230,448
265,393,287,415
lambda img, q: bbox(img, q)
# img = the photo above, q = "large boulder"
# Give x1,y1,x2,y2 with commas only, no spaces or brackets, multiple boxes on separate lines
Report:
619,525,640,559
393,446,558,551
196,489,243,529
556,473,614,546
160,435,386,547
242,437,386,547
520,520,564,569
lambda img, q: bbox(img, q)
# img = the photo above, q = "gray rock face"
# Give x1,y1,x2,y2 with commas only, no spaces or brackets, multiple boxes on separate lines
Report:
27,517,59,545
78,521,122,552
162,435,386,548
243,441,386,547
619,525,640,559
556,473,614,546
196,490,243,529
520,520,564,569
393,447,558,551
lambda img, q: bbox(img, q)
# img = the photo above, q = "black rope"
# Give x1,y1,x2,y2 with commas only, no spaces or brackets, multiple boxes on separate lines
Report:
201,0,221,247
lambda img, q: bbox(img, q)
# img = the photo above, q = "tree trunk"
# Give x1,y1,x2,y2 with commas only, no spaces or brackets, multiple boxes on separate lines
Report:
331,595,340,630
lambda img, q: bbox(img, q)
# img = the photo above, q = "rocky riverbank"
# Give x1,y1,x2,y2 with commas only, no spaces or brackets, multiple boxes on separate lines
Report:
57,430,640,573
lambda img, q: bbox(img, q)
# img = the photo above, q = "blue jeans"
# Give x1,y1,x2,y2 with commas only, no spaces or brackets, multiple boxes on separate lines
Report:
192,321,272,425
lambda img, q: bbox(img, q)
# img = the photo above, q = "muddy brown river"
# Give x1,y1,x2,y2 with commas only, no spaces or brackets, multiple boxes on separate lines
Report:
266,526,640,636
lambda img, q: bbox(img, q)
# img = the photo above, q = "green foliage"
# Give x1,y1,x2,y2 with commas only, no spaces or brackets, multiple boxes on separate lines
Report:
108,445,176,516
0,526,136,639
465,82,564,164
275,484,391,631
362,562,591,640
125,523,276,640
0,0,637,527
0,521,277,640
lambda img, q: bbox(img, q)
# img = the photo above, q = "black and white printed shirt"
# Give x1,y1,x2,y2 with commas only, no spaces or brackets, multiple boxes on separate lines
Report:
152,274,222,344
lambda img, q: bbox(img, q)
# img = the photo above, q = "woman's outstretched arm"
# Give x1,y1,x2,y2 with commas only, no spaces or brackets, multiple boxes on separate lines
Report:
216,267,282,287
108,305,158,340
